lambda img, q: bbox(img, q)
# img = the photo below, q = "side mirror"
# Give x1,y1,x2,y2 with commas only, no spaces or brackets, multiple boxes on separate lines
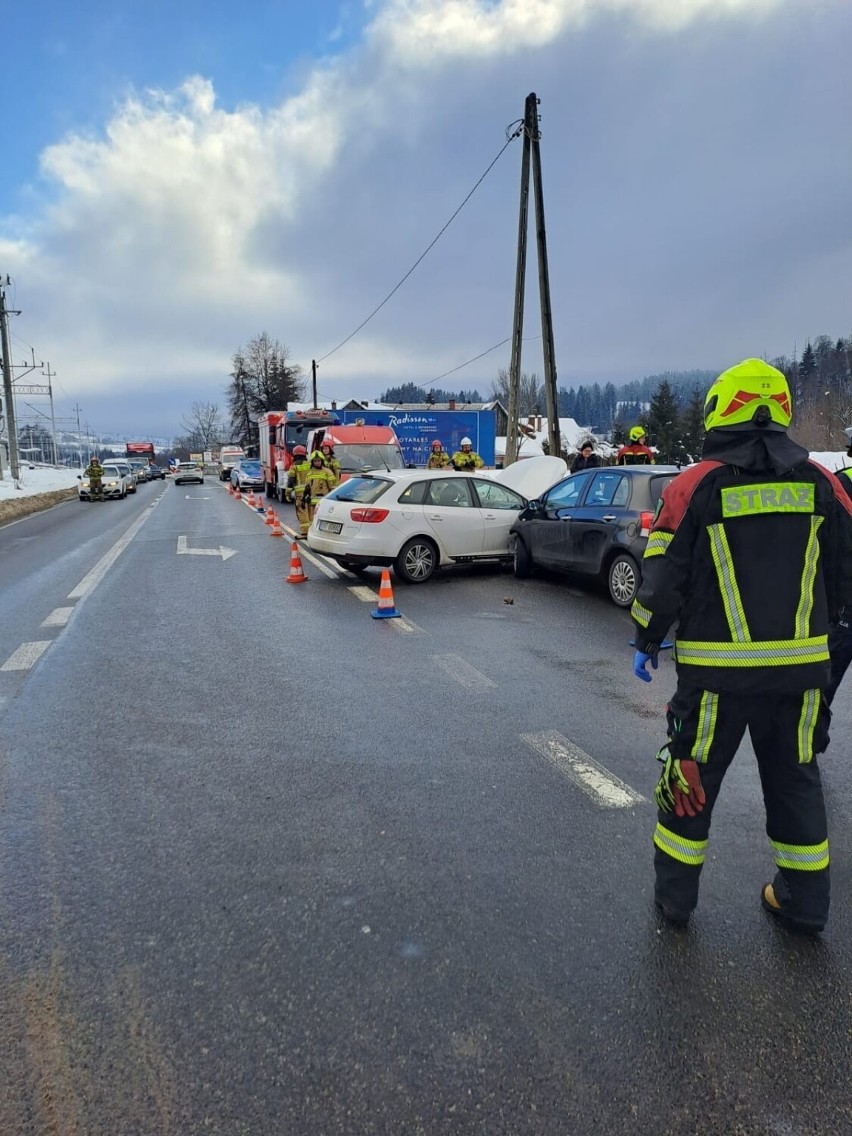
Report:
527,498,541,512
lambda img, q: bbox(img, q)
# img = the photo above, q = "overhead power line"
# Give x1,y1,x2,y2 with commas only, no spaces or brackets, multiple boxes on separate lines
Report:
429,333,541,385
316,120,525,366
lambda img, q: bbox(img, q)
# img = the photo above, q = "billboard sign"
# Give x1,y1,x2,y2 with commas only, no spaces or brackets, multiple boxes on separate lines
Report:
341,409,495,467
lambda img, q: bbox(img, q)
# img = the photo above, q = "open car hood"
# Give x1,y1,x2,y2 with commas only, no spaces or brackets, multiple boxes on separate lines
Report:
484,455,568,500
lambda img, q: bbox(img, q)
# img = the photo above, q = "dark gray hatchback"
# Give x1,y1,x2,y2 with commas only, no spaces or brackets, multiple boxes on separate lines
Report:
509,465,680,606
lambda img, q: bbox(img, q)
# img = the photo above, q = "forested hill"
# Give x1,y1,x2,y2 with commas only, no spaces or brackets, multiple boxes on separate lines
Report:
558,370,717,431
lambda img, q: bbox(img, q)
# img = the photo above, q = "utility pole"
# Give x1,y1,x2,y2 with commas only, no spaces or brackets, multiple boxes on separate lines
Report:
0,275,22,480
311,359,318,409
43,362,59,465
505,95,534,468
530,100,561,460
504,93,560,466
73,404,83,467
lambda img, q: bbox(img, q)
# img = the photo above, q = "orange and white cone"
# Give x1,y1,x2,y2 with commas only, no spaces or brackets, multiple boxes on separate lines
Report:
285,541,308,584
234,486,242,501
227,482,234,495
270,513,284,537
371,568,401,619
247,491,257,508
264,505,275,525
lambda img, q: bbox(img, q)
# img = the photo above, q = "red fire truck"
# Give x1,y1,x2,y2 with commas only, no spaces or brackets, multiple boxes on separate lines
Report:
258,409,341,501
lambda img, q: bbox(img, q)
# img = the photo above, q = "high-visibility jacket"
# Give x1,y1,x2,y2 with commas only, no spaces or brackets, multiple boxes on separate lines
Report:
427,451,451,469
302,466,336,501
632,451,852,694
616,443,654,466
287,459,310,491
451,449,484,471
310,450,341,484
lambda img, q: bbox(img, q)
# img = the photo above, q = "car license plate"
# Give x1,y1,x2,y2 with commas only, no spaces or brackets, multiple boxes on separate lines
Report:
318,520,342,534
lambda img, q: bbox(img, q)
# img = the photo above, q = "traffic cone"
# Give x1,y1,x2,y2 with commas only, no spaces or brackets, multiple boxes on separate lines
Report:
285,541,308,584
234,486,242,501
371,569,401,619
264,505,275,525
270,513,284,537
247,491,257,508
227,482,234,495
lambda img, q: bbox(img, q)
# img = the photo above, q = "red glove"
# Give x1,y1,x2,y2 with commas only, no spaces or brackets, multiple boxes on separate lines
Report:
672,759,706,818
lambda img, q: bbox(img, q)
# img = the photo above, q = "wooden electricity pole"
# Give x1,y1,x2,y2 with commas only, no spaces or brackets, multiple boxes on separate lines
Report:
505,93,560,465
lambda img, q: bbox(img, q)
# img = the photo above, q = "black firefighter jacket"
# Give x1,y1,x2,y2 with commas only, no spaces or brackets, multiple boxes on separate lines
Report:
631,429,852,694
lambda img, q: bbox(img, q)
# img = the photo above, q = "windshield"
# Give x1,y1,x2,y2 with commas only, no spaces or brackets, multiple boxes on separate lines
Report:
335,444,404,472
284,422,327,450
326,476,391,504
238,461,261,475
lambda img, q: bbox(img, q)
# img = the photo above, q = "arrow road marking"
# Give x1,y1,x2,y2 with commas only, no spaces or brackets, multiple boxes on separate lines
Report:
176,535,237,560
521,730,646,809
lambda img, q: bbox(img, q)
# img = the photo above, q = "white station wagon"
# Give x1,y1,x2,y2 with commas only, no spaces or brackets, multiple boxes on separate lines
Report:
307,456,568,583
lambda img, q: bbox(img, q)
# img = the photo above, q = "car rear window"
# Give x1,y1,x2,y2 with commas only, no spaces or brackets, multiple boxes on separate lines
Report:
327,476,391,504
649,474,677,506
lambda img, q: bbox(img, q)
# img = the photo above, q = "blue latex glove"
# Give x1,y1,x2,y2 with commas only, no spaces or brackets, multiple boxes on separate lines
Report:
633,651,658,683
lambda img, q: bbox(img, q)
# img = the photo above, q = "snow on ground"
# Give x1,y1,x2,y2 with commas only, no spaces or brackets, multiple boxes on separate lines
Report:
0,465,82,499
809,451,849,473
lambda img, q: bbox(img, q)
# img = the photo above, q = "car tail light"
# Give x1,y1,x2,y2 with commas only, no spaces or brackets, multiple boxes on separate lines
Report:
639,510,654,537
350,508,389,523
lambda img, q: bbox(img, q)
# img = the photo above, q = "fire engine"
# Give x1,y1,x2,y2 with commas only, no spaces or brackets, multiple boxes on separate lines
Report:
258,409,340,501
305,421,406,483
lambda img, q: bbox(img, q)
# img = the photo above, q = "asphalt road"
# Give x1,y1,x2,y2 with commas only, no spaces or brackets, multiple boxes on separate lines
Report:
1,478,851,1135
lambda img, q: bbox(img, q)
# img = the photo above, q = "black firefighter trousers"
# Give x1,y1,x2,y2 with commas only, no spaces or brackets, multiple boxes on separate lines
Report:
654,684,830,930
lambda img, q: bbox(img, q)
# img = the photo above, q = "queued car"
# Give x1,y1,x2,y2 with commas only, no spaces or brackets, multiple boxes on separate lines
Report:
174,461,205,486
230,458,264,493
509,465,681,607
148,463,166,480
77,462,130,501
128,459,150,483
103,457,138,493
307,457,568,583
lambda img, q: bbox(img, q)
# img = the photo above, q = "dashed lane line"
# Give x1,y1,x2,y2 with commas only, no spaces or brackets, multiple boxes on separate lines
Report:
431,653,496,692
347,586,422,635
521,730,646,809
1,641,52,671
41,607,74,628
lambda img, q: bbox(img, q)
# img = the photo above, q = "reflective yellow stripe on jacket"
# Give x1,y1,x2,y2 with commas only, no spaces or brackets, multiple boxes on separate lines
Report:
674,637,829,667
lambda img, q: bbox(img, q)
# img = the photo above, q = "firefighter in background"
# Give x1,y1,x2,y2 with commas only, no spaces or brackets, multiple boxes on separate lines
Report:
84,455,105,500
617,426,655,465
286,445,311,535
311,437,341,485
301,453,336,532
451,437,484,471
427,440,451,469
631,358,852,934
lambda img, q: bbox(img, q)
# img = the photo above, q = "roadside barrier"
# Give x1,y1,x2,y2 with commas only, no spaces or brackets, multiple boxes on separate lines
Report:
285,541,309,584
371,569,401,619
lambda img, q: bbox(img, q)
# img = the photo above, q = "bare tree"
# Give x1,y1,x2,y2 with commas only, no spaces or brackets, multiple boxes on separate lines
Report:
491,368,544,416
225,332,305,450
180,401,222,452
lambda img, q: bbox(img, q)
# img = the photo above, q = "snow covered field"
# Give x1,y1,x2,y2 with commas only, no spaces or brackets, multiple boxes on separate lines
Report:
0,465,82,501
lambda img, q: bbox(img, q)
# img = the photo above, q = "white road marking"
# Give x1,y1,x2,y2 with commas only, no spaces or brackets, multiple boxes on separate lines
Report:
1,641,51,671
521,730,646,809
431,654,496,691
349,586,377,603
185,495,211,500
41,607,74,628
293,544,339,579
176,535,237,560
390,615,420,635
68,503,159,599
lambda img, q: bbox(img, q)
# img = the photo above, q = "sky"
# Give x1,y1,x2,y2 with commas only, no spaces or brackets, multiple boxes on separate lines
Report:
1,0,850,441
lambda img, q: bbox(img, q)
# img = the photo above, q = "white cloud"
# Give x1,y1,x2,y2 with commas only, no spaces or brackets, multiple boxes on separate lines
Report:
2,0,848,436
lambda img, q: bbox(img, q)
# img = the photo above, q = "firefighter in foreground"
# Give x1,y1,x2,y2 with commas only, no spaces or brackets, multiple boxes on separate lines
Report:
616,426,654,465
286,445,311,536
451,437,484,471
84,455,105,501
427,440,451,469
301,453,336,532
631,358,852,934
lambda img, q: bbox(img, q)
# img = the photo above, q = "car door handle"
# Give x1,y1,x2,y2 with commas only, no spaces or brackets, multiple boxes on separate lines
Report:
560,516,571,522
428,514,443,520
602,514,617,522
